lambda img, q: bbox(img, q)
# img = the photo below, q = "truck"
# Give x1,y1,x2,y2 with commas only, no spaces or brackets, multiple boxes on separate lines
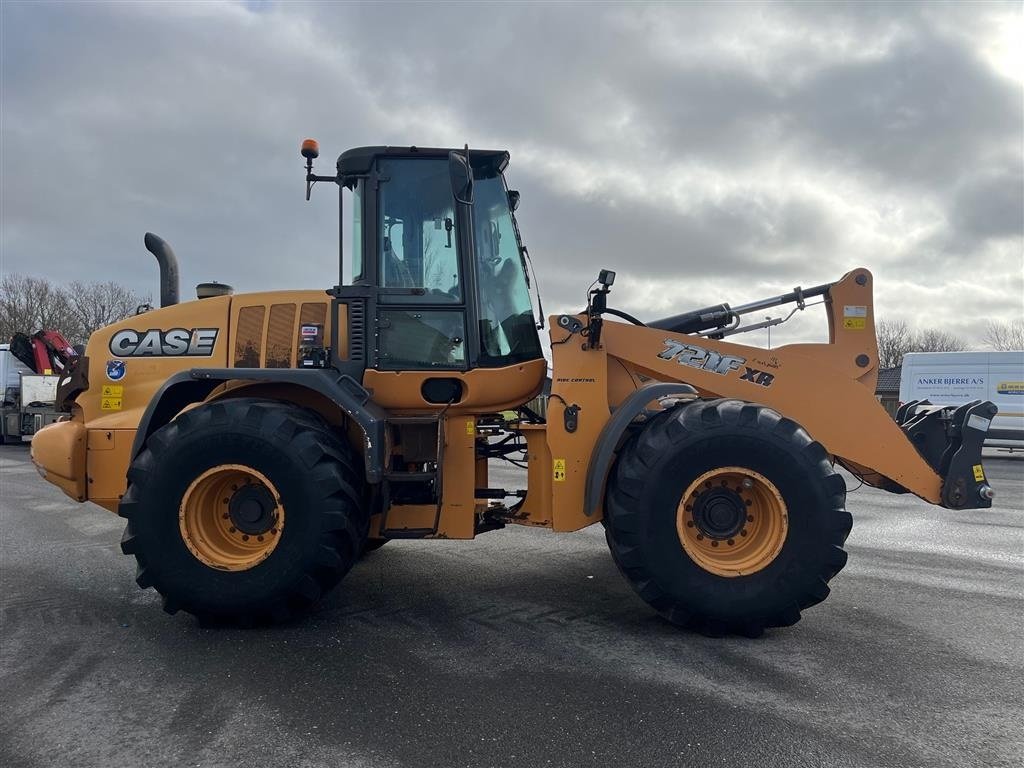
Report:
0,344,33,442
1,333,78,443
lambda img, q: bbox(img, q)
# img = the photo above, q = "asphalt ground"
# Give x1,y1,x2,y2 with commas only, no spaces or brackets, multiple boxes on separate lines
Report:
1,444,1022,768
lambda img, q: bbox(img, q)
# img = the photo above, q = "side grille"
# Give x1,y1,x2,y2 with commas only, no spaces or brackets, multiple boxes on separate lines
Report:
347,299,366,362
265,304,296,368
232,301,331,369
234,306,265,368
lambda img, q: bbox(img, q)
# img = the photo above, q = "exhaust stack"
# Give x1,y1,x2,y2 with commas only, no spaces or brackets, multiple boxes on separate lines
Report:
143,232,180,307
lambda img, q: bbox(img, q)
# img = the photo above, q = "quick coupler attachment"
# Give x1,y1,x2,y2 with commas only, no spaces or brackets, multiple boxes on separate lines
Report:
897,399,998,509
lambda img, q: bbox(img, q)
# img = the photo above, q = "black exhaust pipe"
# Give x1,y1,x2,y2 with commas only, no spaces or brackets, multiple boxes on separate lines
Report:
143,232,180,307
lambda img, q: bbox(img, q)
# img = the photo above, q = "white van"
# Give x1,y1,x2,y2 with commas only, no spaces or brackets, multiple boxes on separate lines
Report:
899,351,1024,448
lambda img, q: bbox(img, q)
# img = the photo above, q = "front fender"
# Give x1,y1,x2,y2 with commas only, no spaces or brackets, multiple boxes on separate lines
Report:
583,382,697,517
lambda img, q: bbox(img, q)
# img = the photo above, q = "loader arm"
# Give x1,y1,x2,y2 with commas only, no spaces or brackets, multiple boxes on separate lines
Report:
545,268,995,530
604,324,942,502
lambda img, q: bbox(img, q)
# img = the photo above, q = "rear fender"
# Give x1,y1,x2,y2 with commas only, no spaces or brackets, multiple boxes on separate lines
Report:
132,369,388,483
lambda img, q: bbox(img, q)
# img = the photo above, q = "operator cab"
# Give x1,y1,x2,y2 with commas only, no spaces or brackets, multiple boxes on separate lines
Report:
308,144,546,410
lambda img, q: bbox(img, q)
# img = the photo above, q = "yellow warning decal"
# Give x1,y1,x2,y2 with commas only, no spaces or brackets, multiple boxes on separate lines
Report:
465,419,475,436
972,464,985,482
553,458,566,482
843,305,867,330
101,397,123,411
100,385,123,398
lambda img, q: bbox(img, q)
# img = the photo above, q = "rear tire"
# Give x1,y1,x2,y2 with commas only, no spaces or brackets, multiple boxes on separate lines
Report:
119,398,367,624
605,398,851,637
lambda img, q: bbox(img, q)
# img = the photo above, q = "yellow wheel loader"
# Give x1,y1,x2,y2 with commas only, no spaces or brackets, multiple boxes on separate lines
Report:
31,142,998,636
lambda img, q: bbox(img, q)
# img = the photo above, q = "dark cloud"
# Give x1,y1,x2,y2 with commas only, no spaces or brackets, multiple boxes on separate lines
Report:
515,179,842,311
950,165,1024,242
789,35,1021,191
1,1,1020,345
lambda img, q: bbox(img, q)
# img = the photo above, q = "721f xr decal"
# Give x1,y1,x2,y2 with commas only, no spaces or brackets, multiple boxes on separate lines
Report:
658,339,775,387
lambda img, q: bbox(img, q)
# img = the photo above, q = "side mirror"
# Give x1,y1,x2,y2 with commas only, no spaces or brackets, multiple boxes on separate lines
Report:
448,150,474,205
507,190,521,211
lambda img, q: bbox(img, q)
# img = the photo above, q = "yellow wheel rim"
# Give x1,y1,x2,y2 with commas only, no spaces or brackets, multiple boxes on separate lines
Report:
676,467,788,578
179,464,285,571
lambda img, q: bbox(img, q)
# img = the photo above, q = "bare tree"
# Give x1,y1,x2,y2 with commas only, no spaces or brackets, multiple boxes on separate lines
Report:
876,319,914,369
64,280,149,344
1,274,146,345
912,328,968,354
0,274,77,343
983,319,1024,351
877,318,968,369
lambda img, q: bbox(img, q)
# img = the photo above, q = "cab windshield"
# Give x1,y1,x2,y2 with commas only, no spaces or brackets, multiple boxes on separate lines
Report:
471,167,542,365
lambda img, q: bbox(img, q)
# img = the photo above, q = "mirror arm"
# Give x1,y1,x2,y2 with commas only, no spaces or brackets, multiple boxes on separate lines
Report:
305,173,338,201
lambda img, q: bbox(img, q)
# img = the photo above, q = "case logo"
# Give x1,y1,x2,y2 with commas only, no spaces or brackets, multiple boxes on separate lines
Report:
109,328,219,357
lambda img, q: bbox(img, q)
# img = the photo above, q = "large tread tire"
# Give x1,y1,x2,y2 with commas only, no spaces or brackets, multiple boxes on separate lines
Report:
605,398,851,637
119,397,368,624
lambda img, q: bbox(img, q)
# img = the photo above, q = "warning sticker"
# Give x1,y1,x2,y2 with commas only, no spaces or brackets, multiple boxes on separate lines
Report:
843,306,867,330
553,458,566,482
972,464,985,482
101,397,123,411
465,419,475,436
100,385,123,398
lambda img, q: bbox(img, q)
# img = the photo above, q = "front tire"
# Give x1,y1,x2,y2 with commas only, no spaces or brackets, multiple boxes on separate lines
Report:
119,398,367,624
605,399,851,637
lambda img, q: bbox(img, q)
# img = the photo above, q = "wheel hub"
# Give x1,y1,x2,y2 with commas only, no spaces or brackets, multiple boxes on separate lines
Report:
228,484,277,535
692,488,746,540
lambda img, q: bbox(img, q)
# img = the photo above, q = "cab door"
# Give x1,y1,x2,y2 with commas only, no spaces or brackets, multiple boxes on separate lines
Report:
373,157,470,376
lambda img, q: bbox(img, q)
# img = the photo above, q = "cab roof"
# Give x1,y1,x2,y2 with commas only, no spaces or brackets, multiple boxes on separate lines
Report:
336,146,510,177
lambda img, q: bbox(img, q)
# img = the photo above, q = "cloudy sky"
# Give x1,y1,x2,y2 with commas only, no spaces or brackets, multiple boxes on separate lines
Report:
2,1,1021,347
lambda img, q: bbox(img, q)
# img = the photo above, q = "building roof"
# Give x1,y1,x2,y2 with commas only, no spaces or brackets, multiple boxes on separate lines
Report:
876,366,902,394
